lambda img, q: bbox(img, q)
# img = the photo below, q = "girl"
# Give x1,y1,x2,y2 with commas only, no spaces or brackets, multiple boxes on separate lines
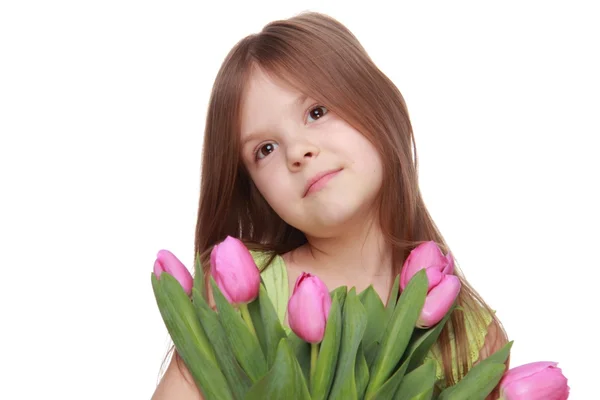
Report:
152,11,509,400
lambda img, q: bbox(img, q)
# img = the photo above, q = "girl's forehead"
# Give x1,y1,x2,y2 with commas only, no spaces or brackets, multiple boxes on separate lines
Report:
243,68,303,106
240,68,309,134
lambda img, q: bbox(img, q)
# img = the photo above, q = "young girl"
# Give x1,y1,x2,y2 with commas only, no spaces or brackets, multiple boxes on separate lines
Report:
152,11,509,400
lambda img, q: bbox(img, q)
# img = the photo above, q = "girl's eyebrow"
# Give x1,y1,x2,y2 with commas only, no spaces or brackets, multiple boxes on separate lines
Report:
241,132,264,147
241,93,310,146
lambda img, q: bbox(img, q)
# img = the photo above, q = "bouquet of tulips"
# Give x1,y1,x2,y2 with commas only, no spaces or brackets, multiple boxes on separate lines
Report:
152,238,569,399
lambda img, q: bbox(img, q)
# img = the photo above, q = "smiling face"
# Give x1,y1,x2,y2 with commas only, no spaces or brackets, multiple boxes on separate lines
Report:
239,67,383,238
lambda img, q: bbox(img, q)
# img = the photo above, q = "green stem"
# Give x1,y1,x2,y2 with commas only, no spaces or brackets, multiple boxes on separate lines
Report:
310,342,319,385
239,303,257,338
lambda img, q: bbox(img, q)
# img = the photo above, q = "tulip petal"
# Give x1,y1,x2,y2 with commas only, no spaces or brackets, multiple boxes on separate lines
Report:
155,249,193,295
499,361,558,388
209,237,260,305
425,268,444,292
293,272,308,292
417,275,461,328
502,364,569,400
288,284,326,343
153,259,164,277
442,251,455,275
400,241,449,289
287,273,331,344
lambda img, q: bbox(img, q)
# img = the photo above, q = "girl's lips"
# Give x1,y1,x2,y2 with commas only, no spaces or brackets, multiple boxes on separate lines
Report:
303,169,342,197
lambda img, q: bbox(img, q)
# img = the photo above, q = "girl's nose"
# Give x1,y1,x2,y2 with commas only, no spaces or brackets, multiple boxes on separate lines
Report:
286,139,320,170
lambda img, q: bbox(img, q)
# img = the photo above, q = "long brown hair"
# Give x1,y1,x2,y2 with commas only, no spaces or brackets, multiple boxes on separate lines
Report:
159,11,509,393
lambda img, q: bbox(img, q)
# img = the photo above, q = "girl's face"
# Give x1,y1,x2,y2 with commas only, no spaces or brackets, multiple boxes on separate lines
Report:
239,67,383,238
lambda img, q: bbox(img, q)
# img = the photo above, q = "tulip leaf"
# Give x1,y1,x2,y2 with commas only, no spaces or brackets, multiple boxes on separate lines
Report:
151,273,234,400
437,362,506,400
330,285,348,306
246,276,272,357
393,359,437,400
410,388,434,400
311,293,343,400
257,283,287,367
247,296,267,358
358,285,386,349
402,303,456,373
355,342,370,399
192,250,206,300
385,275,400,315
437,340,513,400
210,278,267,382
192,288,252,399
364,341,380,369
286,332,311,382
368,353,411,400
328,288,368,399
245,338,311,400
365,269,428,398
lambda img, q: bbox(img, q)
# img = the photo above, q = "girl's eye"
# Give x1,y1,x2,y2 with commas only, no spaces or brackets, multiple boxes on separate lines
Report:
307,105,328,123
255,142,279,160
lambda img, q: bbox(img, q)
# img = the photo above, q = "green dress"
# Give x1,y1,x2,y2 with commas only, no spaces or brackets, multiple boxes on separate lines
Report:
250,250,493,386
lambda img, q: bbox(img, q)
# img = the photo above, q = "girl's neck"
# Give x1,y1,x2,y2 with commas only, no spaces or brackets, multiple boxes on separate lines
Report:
285,216,394,300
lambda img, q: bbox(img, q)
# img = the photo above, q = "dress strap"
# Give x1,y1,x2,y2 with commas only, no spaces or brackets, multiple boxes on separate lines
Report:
250,250,290,328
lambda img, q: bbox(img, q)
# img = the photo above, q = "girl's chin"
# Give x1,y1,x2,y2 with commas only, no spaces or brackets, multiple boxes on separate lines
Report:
296,214,364,237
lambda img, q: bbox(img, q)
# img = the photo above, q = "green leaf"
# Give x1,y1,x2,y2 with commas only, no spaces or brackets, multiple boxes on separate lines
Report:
151,273,233,400
328,288,368,399
193,251,205,300
385,275,400,316
437,362,506,400
311,293,343,400
407,387,434,400
210,278,267,382
355,342,370,399
257,284,287,367
365,269,428,397
393,359,437,400
192,288,252,399
368,354,411,400
358,285,386,349
244,339,311,400
330,285,348,304
364,341,380,369
437,340,513,400
366,275,399,370
247,294,267,357
286,332,311,382
402,303,456,373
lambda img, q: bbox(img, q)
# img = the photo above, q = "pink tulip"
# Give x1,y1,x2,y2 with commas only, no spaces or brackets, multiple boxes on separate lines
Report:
287,273,332,344
400,241,461,328
499,361,569,399
153,249,194,296
210,236,260,305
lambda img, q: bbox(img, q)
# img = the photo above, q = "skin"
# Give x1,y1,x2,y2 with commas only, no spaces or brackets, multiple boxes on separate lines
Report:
239,66,393,303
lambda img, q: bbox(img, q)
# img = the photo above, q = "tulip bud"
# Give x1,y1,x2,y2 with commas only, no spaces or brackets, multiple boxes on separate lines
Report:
400,241,461,328
153,249,193,296
210,236,260,305
287,272,332,344
499,361,569,400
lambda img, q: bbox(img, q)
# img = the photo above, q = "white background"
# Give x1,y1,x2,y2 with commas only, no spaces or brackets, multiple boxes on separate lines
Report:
1,1,598,398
